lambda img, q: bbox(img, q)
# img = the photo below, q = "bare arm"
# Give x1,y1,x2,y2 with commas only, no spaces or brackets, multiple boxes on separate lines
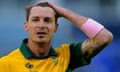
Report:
82,28,113,59
48,2,113,59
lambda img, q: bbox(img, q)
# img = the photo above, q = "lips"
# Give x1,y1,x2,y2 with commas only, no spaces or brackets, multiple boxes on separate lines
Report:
36,32,47,34
36,31,48,37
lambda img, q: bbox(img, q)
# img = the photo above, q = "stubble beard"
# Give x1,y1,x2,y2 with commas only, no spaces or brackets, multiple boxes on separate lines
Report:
36,38,51,47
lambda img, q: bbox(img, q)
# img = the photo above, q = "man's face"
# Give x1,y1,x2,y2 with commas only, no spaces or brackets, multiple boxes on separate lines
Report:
24,6,58,44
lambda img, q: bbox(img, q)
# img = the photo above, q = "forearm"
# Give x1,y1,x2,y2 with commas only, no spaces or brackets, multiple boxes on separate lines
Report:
82,28,113,59
63,9,113,59
61,10,113,63
61,9,88,28
48,2,88,27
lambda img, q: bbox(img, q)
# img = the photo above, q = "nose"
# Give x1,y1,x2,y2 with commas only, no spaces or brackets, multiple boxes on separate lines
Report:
37,20,46,28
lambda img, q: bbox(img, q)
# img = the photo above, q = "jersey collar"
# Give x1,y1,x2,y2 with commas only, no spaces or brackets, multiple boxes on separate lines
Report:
20,38,57,59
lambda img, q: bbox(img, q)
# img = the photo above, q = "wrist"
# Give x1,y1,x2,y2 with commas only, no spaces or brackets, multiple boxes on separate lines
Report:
81,18,104,38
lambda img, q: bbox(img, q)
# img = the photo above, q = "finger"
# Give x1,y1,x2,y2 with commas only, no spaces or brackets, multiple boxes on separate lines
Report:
34,0,48,5
48,2,56,7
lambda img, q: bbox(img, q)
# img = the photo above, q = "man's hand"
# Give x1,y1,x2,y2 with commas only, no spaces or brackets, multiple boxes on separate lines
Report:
48,2,87,27
48,2,68,17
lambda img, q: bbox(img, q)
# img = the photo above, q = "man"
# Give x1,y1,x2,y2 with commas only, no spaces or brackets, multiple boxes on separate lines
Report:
0,1,113,72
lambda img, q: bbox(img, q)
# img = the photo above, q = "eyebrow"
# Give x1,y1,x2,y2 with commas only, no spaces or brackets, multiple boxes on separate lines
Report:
31,16,53,19
45,17,52,19
31,16,39,18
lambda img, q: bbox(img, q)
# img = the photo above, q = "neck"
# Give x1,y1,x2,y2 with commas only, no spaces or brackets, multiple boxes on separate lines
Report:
27,39,51,57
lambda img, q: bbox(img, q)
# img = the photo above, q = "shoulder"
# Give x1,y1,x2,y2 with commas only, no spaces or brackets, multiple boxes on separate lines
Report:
0,49,20,71
55,44,70,53
0,48,22,62
54,44,70,59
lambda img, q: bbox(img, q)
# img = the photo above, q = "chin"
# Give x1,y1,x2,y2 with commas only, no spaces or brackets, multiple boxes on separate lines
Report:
38,41,46,44
36,39,47,44
34,37,50,44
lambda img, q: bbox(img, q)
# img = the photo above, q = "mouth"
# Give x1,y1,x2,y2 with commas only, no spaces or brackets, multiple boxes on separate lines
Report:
36,32,48,37
36,32,47,34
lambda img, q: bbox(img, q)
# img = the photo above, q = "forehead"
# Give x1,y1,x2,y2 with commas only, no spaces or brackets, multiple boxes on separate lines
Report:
30,6,55,18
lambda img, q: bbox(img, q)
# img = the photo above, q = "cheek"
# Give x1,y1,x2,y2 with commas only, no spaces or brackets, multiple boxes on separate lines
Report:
51,24,58,32
50,25,56,32
27,25,35,33
48,26,55,35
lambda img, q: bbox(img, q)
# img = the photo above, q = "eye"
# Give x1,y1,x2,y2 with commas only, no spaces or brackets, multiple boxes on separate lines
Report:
44,17,52,23
32,17,39,22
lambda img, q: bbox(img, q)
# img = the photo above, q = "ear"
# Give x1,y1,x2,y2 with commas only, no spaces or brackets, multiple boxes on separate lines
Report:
54,23,58,32
24,21,29,32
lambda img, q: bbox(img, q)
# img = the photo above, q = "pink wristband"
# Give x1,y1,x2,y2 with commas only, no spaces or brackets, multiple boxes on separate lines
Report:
81,18,104,38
